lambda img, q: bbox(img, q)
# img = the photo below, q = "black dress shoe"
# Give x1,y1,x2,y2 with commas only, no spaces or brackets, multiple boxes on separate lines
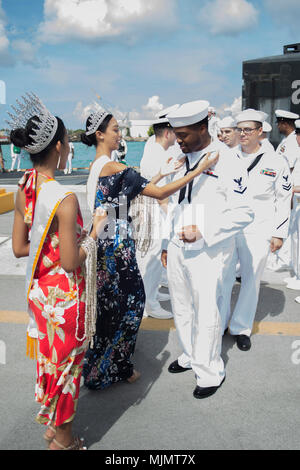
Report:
168,360,192,374
236,334,251,351
193,376,226,399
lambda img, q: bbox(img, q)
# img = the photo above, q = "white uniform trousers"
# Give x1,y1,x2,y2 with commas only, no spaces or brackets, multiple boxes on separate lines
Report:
167,239,233,387
136,204,167,312
137,235,165,312
64,154,73,174
291,202,300,280
228,232,270,337
219,236,238,334
10,154,21,171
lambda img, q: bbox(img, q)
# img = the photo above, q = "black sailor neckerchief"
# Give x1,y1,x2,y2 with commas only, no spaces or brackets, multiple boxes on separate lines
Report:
246,152,264,173
178,151,265,205
178,153,208,204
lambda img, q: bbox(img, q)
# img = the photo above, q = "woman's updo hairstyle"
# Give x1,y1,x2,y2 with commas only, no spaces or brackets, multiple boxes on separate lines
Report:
80,113,113,147
10,116,66,165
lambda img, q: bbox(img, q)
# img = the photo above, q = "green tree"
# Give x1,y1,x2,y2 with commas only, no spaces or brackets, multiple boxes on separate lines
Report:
148,125,154,137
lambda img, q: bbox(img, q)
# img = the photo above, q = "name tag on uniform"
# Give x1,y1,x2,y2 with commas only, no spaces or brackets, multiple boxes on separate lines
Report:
260,169,276,177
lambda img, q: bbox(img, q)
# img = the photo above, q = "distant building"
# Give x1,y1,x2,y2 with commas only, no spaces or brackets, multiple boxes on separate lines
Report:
243,43,300,147
129,120,153,139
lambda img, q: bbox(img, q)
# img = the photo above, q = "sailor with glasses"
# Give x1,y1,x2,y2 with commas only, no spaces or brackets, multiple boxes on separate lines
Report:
220,109,292,352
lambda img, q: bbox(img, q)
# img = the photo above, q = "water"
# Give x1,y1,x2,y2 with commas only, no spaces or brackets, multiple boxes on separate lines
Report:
1,141,145,170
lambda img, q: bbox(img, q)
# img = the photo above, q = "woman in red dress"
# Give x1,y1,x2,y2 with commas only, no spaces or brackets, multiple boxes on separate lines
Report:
9,95,103,450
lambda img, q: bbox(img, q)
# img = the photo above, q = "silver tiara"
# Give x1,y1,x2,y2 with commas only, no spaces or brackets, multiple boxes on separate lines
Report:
6,92,58,154
86,110,109,135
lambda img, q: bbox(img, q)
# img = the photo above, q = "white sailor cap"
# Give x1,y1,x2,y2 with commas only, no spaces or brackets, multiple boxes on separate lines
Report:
152,104,180,126
275,109,299,120
155,104,180,119
167,100,209,128
208,106,215,113
262,121,272,133
152,117,170,126
295,120,300,129
218,116,237,129
235,108,268,125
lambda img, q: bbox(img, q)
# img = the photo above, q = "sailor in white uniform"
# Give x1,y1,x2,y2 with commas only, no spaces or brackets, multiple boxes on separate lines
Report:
271,110,300,274
161,100,254,399
289,120,300,299
64,141,74,174
260,121,274,152
137,108,179,319
208,106,220,141
144,106,182,161
218,116,241,311
10,143,22,171
276,109,300,170
221,109,292,351
218,116,240,150
111,138,127,162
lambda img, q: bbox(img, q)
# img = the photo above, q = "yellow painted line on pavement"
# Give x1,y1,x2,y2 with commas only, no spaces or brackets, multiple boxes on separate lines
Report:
1,310,300,336
0,310,29,324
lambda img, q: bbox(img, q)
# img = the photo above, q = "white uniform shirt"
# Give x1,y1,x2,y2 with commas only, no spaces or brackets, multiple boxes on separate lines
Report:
260,138,274,153
276,131,300,169
162,139,254,251
208,116,220,141
140,141,169,186
236,145,292,239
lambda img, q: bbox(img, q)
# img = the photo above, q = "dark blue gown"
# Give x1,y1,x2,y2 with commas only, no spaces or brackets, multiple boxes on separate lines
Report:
83,168,149,389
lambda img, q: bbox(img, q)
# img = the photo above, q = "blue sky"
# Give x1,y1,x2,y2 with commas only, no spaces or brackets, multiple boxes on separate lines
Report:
0,0,299,129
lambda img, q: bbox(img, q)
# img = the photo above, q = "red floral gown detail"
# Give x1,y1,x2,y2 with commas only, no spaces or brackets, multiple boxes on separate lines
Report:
19,169,87,427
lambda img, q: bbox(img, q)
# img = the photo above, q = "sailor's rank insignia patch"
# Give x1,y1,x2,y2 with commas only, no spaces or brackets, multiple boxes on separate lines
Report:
233,177,247,194
282,174,291,191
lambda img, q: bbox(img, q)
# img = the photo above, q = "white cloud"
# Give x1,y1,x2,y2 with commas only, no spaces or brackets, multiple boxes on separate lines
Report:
216,96,242,117
74,100,104,123
263,0,299,33
11,40,40,67
0,0,14,66
73,99,129,126
142,96,164,114
0,1,8,51
198,0,259,36
39,0,178,44
74,95,166,127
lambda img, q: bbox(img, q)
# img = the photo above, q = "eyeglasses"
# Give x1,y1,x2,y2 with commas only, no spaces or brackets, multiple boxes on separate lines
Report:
236,127,261,135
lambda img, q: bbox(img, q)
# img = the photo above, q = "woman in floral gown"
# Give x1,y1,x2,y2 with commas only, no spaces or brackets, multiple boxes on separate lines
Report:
10,95,104,450
81,110,218,390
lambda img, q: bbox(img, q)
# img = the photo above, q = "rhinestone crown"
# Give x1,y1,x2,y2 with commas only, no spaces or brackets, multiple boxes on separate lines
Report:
6,92,58,154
